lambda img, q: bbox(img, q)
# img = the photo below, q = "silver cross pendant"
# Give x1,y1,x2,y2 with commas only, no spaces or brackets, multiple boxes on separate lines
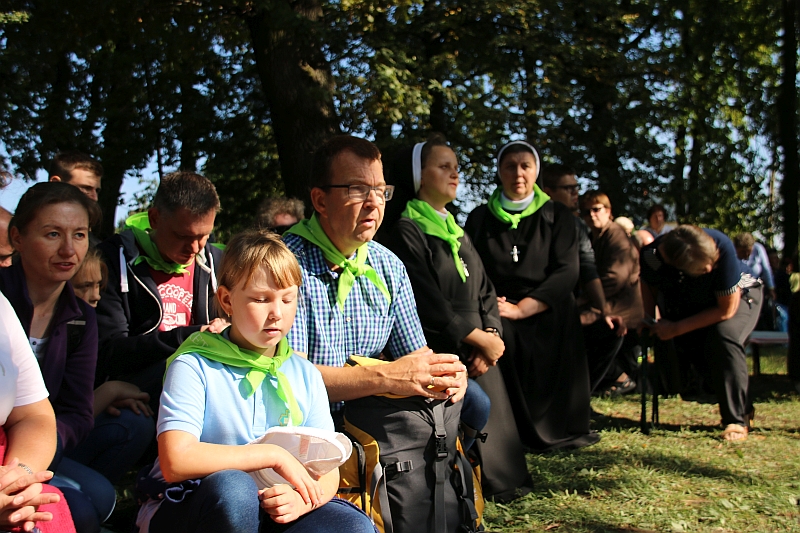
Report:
511,245,520,263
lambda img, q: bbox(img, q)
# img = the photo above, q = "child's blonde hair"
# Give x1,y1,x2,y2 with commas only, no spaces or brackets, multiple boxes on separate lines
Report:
215,229,302,312
74,247,108,289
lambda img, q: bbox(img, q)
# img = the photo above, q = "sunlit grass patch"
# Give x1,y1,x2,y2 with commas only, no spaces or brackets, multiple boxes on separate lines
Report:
483,372,800,533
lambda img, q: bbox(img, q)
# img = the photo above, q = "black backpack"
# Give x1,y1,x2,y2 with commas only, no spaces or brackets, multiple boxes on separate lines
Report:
337,358,482,533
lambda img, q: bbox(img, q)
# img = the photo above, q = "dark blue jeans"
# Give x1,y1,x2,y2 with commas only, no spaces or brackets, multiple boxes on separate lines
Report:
69,408,155,483
461,378,491,450
50,457,116,533
149,470,375,533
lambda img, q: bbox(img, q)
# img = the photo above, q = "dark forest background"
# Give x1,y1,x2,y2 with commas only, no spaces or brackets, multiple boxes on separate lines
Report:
1,0,798,254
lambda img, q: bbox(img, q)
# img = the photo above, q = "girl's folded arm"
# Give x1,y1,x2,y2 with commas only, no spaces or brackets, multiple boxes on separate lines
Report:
158,429,323,506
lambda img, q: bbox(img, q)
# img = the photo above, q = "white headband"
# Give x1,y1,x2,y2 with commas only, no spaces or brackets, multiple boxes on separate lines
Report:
412,142,426,193
496,140,541,180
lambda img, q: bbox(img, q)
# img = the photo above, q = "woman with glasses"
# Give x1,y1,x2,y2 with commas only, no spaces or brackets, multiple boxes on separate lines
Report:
465,140,598,452
580,191,643,395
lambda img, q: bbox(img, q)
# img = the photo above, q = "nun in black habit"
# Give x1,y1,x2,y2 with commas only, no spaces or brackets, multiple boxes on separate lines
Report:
379,134,532,500
464,140,599,452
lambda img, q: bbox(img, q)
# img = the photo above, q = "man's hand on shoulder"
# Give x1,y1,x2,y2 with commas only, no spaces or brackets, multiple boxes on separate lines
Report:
380,348,466,401
200,317,229,334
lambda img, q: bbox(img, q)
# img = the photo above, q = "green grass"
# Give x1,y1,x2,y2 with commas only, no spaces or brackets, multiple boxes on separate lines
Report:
482,349,800,533
106,349,800,533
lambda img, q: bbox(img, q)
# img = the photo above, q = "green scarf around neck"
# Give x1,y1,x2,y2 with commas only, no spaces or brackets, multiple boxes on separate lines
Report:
125,212,192,274
286,214,391,310
402,199,466,282
166,330,302,427
487,185,550,230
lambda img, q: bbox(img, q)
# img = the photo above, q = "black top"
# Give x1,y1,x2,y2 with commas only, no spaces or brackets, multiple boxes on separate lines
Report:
575,216,599,284
385,216,502,358
639,228,744,319
464,200,579,307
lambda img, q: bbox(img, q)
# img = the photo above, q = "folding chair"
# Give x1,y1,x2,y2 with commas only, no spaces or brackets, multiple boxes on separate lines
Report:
639,329,659,434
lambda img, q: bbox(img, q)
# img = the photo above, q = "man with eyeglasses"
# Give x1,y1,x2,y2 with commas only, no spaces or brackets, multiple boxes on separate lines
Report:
540,164,626,398
283,135,468,426
540,164,607,318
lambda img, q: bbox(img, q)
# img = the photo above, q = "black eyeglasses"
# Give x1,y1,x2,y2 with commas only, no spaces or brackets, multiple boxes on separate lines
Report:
581,206,605,216
553,184,579,193
322,184,395,202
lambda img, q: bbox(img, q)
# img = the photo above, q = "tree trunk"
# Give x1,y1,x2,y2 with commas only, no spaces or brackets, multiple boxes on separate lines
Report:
672,125,688,219
245,0,340,202
779,0,800,256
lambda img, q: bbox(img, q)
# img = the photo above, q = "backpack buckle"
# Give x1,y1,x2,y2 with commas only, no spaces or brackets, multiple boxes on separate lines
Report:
436,436,448,459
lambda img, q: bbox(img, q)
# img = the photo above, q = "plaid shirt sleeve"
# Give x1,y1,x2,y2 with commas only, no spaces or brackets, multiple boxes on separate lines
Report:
384,258,427,359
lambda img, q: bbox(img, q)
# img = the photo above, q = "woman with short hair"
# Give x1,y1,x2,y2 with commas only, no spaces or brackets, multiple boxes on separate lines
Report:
581,191,643,395
639,225,762,441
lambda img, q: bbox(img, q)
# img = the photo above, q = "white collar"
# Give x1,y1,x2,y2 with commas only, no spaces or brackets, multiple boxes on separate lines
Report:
500,191,535,211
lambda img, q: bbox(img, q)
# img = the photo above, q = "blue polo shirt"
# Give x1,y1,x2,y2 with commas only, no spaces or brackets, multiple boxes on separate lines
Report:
640,228,746,319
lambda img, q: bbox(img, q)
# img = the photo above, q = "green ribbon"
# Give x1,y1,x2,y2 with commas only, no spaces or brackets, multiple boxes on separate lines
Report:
124,212,192,274
402,199,466,283
286,214,391,310
486,185,550,229
166,330,302,427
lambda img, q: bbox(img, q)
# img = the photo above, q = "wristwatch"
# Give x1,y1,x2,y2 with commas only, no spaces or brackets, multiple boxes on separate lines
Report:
485,327,500,337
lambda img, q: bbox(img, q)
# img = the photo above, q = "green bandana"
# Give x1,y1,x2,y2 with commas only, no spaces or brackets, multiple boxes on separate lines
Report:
402,199,466,282
166,331,302,427
125,212,192,274
487,185,550,229
286,214,391,310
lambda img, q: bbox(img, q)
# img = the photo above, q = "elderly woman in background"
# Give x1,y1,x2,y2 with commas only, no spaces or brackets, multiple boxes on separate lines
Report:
465,140,598,452
581,191,642,395
642,204,674,239
639,225,762,441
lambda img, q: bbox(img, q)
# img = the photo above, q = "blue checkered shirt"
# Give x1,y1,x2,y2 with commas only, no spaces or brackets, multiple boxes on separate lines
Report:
284,234,427,374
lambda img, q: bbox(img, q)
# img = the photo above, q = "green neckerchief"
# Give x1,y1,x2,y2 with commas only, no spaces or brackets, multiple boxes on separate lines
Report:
487,184,550,230
286,214,391,310
402,199,466,283
125,212,192,274
166,330,302,427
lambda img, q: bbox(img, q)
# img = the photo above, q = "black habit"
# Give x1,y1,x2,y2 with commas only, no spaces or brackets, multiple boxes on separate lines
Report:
385,216,532,500
465,199,599,451
386,217,501,357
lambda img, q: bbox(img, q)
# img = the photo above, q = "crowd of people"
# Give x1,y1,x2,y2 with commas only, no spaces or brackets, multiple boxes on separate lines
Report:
0,135,797,533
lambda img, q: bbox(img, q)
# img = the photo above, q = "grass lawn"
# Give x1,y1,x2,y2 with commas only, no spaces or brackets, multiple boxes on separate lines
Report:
107,349,799,533
482,349,800,533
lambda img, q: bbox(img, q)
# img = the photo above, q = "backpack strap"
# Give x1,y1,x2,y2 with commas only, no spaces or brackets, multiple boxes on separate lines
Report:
453,449,480,532
338,431,368,511
432,401,449,533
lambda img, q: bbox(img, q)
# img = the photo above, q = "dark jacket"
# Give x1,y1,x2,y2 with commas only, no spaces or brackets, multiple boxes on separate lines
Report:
95,229,223,382
385,217,502,360
591,221,643,329
0,261,97,452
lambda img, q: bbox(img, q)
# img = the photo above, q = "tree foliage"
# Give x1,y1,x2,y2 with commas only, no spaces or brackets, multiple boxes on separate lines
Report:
0,0,793,245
